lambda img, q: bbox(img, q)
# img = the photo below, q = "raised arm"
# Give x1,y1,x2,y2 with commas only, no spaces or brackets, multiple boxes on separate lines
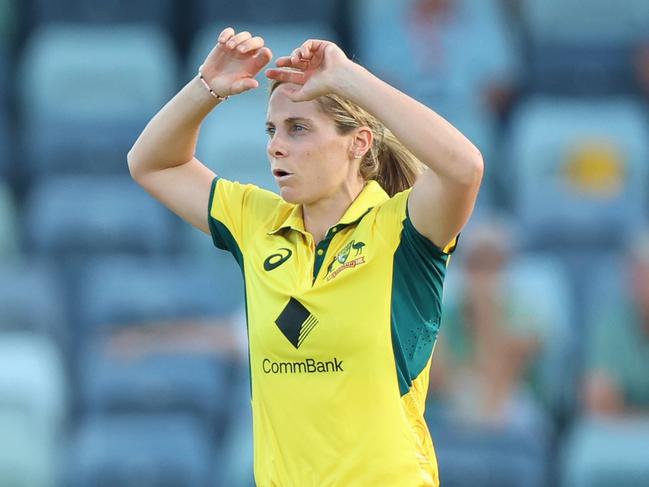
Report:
128,28,272,234
266,40,483,249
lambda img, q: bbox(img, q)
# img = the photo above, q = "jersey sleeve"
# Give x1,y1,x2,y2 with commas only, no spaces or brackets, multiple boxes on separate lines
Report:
375,188,459,256
207,176,282,260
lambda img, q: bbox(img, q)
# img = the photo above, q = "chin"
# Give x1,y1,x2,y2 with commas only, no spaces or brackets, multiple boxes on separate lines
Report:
278,186,302,204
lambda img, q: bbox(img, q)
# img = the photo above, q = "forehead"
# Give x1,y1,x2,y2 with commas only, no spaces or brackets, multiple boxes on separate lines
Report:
266,84,328,123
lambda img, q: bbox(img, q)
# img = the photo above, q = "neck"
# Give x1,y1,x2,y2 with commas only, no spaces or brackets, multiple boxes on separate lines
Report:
302,178,365,244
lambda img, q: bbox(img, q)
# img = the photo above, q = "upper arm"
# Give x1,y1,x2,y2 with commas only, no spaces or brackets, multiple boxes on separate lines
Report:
129,157,216,235
408,166,482,250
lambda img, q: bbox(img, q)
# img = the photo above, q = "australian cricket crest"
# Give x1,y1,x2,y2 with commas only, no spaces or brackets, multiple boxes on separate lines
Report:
325,239,366,281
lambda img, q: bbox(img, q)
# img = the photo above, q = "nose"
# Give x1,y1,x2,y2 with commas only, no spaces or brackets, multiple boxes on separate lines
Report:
267,132,288,159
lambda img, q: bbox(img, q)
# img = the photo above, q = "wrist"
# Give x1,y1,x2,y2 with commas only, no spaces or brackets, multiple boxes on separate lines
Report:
198,64,229,101
331,61,371,102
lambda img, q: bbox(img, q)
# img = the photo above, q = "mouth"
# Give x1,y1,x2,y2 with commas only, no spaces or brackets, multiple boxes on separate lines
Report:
272,168,293,179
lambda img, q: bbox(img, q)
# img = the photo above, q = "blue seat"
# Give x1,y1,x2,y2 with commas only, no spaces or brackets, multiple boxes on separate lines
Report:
23,0,175,28
0,104,11,180
66,413,213,487
187,0,341,31
520,0,649,96
19,24,178,176
0,332,67,487
0,179,19,262
23,175,178,259
0,261,67,346
75,255,244,331
506,97,649,249
562,418,649,487
520,0,649,45
80,348,231,431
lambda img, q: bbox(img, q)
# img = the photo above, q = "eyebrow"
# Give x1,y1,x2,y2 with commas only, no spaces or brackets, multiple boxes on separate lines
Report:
265,117,313,126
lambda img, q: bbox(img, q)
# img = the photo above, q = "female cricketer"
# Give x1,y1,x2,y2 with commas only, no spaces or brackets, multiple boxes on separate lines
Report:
128,27,483,486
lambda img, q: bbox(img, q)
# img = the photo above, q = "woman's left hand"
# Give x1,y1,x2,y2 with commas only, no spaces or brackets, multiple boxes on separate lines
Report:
265,39,353,101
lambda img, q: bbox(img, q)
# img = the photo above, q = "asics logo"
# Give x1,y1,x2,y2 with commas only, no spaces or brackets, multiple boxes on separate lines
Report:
263,248,292,271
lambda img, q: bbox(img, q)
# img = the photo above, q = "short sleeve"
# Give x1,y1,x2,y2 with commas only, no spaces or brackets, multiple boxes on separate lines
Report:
374,188,459,256
207,177,282,258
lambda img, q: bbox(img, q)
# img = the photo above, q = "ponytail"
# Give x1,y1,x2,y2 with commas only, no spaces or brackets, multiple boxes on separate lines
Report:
270,80,425,197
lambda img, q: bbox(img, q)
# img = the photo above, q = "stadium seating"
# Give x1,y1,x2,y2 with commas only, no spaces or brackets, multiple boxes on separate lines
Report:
520,0,649,95
22,0,175,29
0,179,19,261
506,97,649,249
23,175,179,259
187,0,342,32
79,348,232,432
0,105,11,180
0,261,67,346
18,24,178,177
66,413,213,487
562,418,649,487
0,332,67,487
75,255,243,332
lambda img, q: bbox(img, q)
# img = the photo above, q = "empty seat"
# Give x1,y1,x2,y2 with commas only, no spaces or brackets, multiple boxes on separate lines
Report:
0,178,19,261
75,255,244,332
520,0,649,96
19,24,178,176
0,332,67,487
80,349,231,431
66,413,213,487
23,175,178,259
0,261,67,346
506,97,649,249
23,0,175,29
187,0,342,33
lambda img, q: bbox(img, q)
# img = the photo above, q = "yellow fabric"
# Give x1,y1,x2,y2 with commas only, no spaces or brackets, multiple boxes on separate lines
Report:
209,178,448,486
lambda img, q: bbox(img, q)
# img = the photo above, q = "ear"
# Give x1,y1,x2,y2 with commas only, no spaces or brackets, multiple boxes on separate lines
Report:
349,126,373,159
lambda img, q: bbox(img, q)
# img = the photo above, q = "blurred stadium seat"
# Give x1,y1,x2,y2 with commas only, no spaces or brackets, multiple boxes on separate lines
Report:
79,349,231,432
520,0,649,95
23,175,179,259
186,0,342,33
561,418,649,487
0,178,19,261
506,97,649,249
0,332,67,487
0,107,11,180
66,413,213,487
74,255,243,332
18,24,178,177
0,260,67,346
22,0,175,29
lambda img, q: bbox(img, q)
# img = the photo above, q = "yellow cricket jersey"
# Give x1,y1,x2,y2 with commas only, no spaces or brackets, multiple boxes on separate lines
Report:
208,177,457,487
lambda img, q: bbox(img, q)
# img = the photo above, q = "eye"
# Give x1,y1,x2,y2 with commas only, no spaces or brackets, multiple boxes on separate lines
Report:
265,126,275,137
291,124,306,133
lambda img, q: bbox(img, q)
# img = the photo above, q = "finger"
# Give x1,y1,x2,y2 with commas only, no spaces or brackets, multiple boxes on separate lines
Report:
231,77,259,95
276,55,307,70
226,31,251,49
218,27,235,44
252,47,273,69
265,68,307,85
237,36,264,54
291,48,310,65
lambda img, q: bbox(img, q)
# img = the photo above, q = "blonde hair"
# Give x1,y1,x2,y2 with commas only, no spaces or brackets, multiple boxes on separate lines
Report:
270,81,425,197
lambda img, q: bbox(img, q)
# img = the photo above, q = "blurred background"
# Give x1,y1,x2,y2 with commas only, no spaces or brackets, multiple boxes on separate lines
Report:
0,0,648,486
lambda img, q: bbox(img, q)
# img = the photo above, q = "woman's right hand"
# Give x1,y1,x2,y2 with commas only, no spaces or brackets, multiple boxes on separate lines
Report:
200,27,273,97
